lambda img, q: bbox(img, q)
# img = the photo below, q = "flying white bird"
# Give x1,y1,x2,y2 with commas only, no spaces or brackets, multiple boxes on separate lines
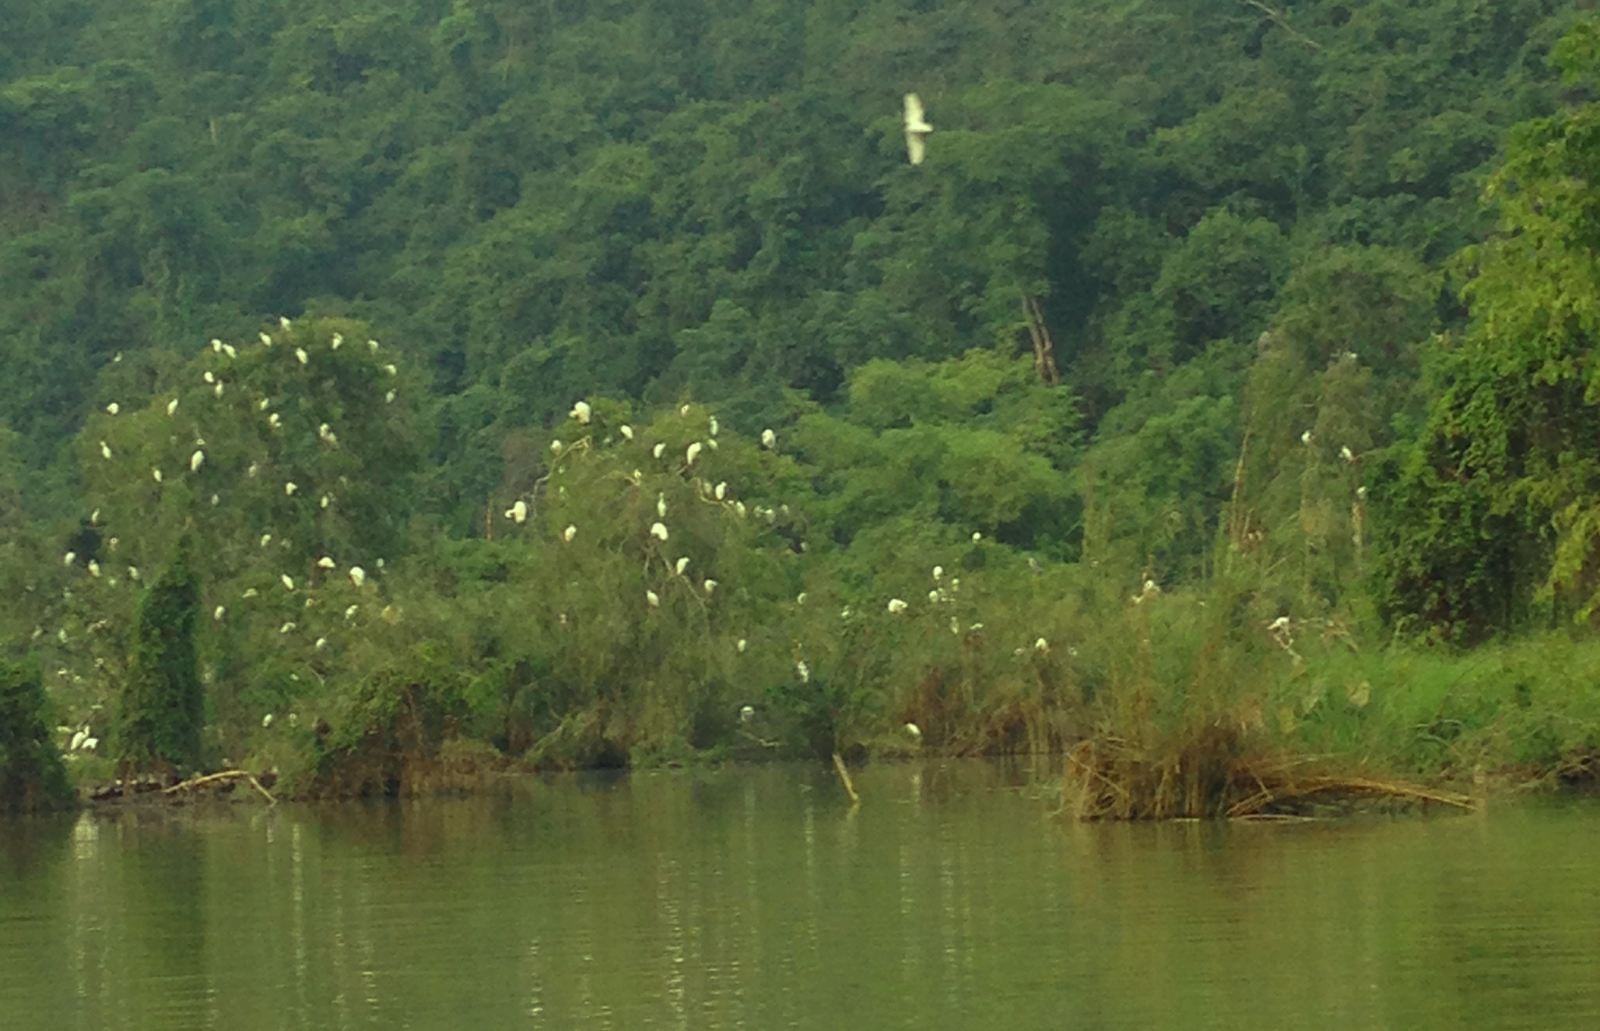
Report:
760,428,776,449
571,400,592,425
903,93,933,165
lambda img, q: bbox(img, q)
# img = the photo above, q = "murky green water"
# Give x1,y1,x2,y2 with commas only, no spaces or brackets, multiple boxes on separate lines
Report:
2,761,1597,1029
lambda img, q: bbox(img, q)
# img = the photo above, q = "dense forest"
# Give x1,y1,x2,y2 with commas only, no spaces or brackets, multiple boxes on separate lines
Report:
5,0,1600,809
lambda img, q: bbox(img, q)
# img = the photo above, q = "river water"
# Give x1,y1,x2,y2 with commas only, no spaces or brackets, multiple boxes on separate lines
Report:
1,761,1596,1029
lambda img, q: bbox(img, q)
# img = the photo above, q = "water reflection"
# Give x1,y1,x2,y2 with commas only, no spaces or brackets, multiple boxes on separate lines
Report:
1,765,1597,1028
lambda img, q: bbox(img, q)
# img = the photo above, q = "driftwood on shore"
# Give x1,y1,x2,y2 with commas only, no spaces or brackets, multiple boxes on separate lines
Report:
162,769,278,805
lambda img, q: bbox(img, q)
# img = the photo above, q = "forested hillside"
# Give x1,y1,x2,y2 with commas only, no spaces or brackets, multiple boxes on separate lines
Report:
5,0,1600,802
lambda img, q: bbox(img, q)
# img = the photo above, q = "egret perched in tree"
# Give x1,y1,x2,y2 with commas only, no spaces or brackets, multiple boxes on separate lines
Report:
167,398,179,416
657,493,668,518
241,587,257,598
279,316,292,330
563,524,577,543
368,339,380,353
571,400,592,425
70,726,89,751
268,413,282,429
1267,616,1291,633
260,534,272,547
796,592,808,605
932,565,944,580
887,598,909,614
214,605,226,622
203,370,215,384
739,704,755,724
260,332,273,347
128,566,140,581
383,364,397,377
1035,637,1050,653
703,579,717,595
331,333,343,350
708,416,719,437
675,556,690,575
318,423,337,444
927,589,940,603
190,449,205,473
63,551,76,566
734,501,747,519
99,441,111,460
279,622,295,634
796,660,810,683
507,499,529,524
646,590,661,608
105,402,120,415
295,347,308,365
262,713,274,729
971,531,983,542
317,556,335,570
1300,430,1313,445
1357,485,1369,499
620,424,634,440
385,390,396,404
284,482,297,496
87,560,100,578
550,439,564,456
650,522,670,542
652,442,667,459
320,494,331,509
761,428,776,449
904,722,923,742
1340,445,1355,463
714,481,727,500
281,574,295,591
903,93,933,165
349,566,366,587
152,467,163,483
344,604,358,620
213,381,225,398
315,637,327,651
737,638,748,653
686,442,703,465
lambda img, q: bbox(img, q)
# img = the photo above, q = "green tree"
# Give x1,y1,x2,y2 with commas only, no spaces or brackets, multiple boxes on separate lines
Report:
0,656,75,813
117,539,204,774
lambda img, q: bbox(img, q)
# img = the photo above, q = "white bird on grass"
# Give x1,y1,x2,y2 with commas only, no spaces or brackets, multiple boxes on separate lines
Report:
903,93,933,165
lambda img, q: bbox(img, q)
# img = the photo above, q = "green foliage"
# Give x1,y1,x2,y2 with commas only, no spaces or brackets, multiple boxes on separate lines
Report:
0,657,75,813
117,540,204,774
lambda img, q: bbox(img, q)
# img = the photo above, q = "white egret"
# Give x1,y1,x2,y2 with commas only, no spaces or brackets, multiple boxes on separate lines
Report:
887,598,909,614
796,660,811,683
320,494,330,509
284,482,297,496
190,449,205,473
708,416,719,436
112,352,122,363
99,441,111,460
383,363,397,377
652,442,667,459
734,501,747,519
152,467,163,484
260,534,272,547
87,561,100,578
508,499,529,524
760,428,776,449
210,339,223,353
1267,616,1291,633
646,590,661,608
571,400,592,424
262,713,274,729
214,605,226,621
279,316,292,330
703,579,717,595
317,556,336,569
375,558,385,569
344,604,359,620
1035,637,1050,653
127,566,140,581
332,333,343,350
279,622,295,634
680,404,692,416
318,422,336,443
203,370,215,384
167,398,179,416
932,565,943,580
1357,485,1369,499
1340,445,1355,463
223,343,237,359
739,704,755,723
550,439,564,456
70,727,89,751
737,638,748,653
385,390,396,404
63,551,76,567
675,556,690,575
213,381,224,398
971,531,983,542
563,524,577,543
1300,430,1313,445
796,592,807,605
261,331,274,347
927,589,940,603
81,736,98,751
368,339,380,353
258,398,270,411
650,522,670,542
620,424,634,440
242,587,257,598
714,481,727,500
903,93,933,165
294,347,308,365
657,493,668,518
105,402,120,415
348,566,366,587
268,412,281,428
281,574,295,591
905,722,923,741
315,637,327,651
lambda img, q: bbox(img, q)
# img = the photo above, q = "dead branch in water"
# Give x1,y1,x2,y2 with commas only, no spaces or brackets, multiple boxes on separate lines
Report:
1226,775,1472,818
164,769,278,805
832,752,860,805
